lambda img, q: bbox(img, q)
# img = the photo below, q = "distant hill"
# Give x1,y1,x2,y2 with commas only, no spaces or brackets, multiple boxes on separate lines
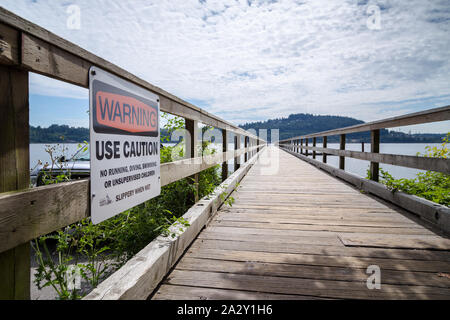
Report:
239,113,447,143
30,125,90,143
30,124,171,143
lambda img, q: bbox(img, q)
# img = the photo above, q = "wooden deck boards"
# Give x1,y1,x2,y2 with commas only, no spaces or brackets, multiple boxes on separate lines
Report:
152,147,450,300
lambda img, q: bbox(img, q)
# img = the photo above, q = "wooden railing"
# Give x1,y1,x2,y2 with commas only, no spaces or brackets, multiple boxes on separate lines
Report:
278,106,450,234
0,7,265,299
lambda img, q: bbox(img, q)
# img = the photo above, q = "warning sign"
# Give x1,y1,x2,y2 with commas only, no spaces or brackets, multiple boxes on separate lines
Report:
89,67,161,224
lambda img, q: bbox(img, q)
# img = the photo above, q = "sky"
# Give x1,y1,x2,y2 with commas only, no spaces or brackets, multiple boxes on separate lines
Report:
3,0,450,133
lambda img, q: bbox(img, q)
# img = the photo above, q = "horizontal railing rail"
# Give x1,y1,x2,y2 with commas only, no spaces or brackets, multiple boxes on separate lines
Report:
279,105,450,141
0,7,265,299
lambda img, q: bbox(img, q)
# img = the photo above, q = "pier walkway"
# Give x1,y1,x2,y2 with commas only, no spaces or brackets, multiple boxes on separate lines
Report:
152,146,450,300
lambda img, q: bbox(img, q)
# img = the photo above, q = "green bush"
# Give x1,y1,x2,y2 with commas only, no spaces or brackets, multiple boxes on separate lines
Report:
367,133,450,207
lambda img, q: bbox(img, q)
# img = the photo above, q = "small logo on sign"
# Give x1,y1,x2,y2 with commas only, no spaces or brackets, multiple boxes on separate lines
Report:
99,195,113,207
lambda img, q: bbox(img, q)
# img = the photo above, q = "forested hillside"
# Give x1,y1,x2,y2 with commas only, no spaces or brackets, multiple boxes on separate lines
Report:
239,113,446,142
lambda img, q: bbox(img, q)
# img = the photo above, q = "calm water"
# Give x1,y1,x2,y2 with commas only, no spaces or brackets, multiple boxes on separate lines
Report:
307,143,441,180
30,143,441,180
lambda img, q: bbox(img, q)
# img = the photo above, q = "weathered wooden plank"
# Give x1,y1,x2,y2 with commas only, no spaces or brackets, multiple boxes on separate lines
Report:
164,270,450,299
0,179,90,254
153,284,324,300
191,239,450,262
338,233,450,250
211,220,433,235
370,129,380,181
197,231,344,246
176,257,450,288
0,23,19,65
186,247,450,273
0,65,30,300
186,119,199,202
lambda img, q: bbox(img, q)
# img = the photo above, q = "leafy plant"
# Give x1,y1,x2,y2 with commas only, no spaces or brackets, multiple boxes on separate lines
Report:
366,133,450,207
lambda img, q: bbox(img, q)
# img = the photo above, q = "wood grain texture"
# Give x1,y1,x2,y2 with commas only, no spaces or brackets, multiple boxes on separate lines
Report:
282,147,450,234
0,65,30,300
0,23,19,65
152,147,450,300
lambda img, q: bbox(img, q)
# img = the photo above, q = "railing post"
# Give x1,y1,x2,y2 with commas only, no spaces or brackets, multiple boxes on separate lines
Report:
234,134,241,172
221,129,228,182
322,136,327,163
300,139,303,155
305,139,309,156
244,136,248,162
313,137,316,159
186,119,199,202
370,129,380,182
0,66,30,300
339,134,346,170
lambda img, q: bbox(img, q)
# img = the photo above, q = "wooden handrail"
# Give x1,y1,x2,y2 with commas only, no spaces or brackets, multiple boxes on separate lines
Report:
278,106,450,175
279,105,450,142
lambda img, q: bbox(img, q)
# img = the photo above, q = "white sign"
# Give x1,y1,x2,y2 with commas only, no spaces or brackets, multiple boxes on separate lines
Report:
89,67,161,224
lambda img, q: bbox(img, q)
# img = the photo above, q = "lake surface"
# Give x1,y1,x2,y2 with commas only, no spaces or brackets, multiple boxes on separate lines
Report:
30,143,441,180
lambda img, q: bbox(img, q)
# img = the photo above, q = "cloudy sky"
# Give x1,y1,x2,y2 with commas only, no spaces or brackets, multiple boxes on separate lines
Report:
2,0,450,132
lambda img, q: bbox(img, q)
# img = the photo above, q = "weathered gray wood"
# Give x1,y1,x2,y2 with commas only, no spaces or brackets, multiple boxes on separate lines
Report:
282,147,450,234
370,129,380,181
192,239,450,262
176,257,450,288
84,152,260,300
221,129,228,182
323,136,327,163
339,134,345,170
312,137,316,159
186,119,199,202
163,269,450,299
234,134,241,172
0,65,30,300
0,180,90,254
338,233,450,250
153,284,323,300
0,23,19,65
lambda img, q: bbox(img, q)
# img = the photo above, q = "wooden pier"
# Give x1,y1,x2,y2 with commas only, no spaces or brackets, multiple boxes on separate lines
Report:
153,147,450,300
0,8,449,300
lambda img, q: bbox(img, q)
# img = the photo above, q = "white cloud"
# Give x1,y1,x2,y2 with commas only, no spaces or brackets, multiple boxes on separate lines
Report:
3,0,450,131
